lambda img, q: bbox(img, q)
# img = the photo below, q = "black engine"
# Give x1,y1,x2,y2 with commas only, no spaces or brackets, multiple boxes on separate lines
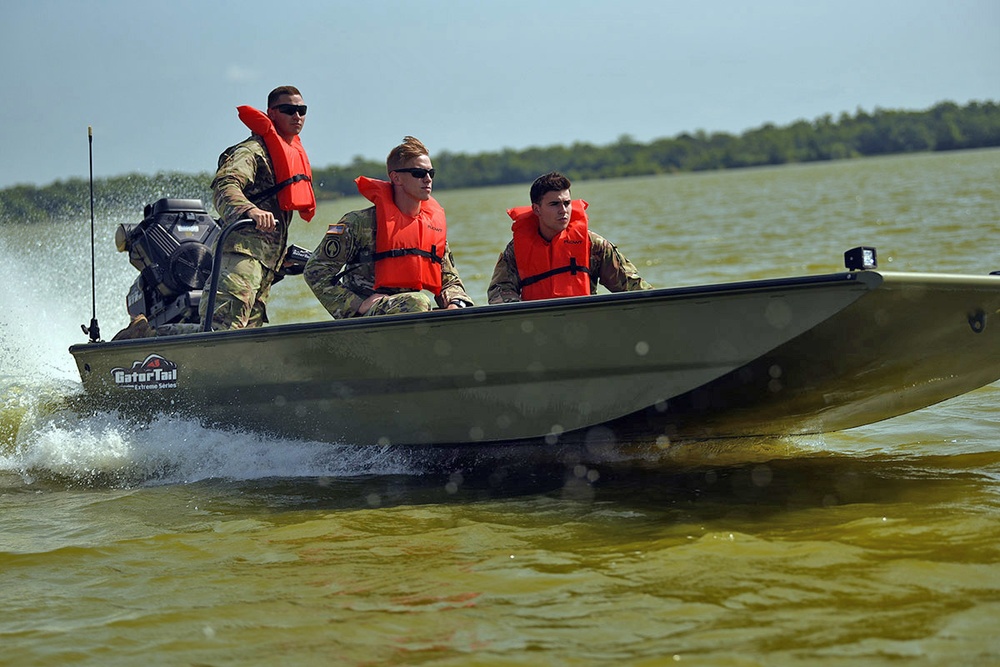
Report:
115,198,221,328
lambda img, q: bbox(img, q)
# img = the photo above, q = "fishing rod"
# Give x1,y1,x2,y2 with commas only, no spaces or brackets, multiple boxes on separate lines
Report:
81,126,101,343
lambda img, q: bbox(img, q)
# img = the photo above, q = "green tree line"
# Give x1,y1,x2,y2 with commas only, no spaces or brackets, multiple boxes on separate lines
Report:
2,100,997,224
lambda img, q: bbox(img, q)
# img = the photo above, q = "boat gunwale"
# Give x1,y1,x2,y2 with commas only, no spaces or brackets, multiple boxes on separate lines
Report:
71,269,1000,355
70,271,894,355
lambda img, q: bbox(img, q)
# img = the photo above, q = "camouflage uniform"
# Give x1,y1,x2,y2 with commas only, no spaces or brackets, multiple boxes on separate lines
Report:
304,206,473,318
487,231,652,303
205,134,292,329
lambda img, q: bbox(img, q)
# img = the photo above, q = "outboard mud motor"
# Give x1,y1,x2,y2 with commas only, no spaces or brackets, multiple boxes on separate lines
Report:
115,198,221,328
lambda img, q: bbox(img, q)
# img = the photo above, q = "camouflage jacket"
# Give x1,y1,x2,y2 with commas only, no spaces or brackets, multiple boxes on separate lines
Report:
304,206,474,319
487,230,652,303
210,134,292,271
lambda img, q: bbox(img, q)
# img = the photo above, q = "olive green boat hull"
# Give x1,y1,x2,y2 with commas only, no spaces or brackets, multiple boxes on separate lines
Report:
69,271,1000,447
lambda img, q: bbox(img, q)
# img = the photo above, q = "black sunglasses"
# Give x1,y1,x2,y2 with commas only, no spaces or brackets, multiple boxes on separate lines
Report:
272,104,307,117
394,167,436,179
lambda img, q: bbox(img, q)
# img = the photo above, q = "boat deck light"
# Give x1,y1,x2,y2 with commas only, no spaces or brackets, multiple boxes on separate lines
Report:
844,246,877,271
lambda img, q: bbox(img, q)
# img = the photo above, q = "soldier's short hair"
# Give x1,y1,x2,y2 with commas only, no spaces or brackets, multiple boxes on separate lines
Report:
530,172,572,204
387,136,430,174
267,86,302,108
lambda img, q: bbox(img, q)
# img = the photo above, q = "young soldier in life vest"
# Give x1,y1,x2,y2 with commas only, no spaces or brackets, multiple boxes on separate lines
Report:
205,84,315,330
487,171,652,303
304,136,474,319
113,85,316,340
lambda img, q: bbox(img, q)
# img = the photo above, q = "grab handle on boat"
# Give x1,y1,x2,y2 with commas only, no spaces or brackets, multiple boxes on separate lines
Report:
202,218,255,332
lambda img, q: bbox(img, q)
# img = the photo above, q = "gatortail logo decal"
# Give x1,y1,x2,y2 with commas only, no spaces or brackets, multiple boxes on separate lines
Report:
110,354,178,390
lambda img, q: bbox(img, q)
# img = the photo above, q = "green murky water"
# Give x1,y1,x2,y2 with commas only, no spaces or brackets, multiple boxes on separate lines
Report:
1,149,998,665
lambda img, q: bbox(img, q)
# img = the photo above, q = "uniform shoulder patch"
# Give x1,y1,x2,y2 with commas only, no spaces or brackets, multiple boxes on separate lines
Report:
326,223,346,235
322,236,343,259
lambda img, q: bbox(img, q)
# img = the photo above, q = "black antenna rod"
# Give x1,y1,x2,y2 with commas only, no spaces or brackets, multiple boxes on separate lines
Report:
81,126,101,343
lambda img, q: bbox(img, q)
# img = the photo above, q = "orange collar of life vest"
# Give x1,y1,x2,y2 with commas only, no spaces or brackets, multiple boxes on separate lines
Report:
237,105,315,221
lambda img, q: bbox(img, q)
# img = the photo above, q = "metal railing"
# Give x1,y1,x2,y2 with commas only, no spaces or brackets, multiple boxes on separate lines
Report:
202,218,254,332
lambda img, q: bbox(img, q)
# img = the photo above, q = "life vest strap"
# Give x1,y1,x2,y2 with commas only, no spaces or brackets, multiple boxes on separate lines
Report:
520,256,591,288
250,173,312,206
372,245,444,265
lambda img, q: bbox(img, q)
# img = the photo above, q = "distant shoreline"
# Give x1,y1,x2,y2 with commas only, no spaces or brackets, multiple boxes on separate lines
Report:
2,100,998,224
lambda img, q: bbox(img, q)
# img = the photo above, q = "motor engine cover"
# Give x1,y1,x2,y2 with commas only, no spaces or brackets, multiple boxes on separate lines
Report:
116,198,221,327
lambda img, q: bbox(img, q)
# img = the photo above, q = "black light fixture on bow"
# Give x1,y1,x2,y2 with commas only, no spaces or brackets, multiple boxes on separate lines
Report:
844,246,877,271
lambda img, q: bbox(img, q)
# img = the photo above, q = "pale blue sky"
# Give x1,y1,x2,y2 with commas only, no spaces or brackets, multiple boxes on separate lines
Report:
1,0,997,188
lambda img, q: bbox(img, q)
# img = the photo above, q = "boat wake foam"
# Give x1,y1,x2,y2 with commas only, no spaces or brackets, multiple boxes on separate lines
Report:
0,231,425,487
1,407,424,488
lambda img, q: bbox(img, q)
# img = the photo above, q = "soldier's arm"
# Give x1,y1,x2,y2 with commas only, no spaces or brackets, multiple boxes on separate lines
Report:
210,145,259,226
487,242,522,304
437,242,475,308
304,212,368,318
592,232,653,293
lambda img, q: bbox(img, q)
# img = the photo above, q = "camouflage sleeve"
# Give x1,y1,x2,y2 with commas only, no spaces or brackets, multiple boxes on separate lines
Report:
486,241,522,304
590,232,653,292
211,141,265,226
437,242,475,307
303,209,373,319
210,138,290,269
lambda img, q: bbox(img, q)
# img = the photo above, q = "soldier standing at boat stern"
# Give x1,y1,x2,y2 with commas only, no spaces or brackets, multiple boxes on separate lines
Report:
205,85,316,329
487,171,652,303
304,136,473,318
112,86,315,340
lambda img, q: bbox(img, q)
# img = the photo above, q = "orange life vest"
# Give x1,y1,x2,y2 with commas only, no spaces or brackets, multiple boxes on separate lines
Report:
508,199,592,301
356,176,447,295
237,105,316,222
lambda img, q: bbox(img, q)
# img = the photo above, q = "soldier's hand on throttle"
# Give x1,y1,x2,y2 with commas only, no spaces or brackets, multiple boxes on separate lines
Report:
249,207,276,232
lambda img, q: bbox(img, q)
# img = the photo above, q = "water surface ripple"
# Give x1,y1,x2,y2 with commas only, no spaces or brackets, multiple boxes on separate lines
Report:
2,149,999,665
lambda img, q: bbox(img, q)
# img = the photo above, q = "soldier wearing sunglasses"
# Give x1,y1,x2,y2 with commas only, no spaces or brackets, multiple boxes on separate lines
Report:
304,136,474,318
205,85,315,330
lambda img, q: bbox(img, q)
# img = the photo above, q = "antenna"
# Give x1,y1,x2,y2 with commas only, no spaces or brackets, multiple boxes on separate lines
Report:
81,126,101,342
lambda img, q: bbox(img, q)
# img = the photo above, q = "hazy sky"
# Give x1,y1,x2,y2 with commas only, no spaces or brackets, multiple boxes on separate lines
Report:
1,0,997,189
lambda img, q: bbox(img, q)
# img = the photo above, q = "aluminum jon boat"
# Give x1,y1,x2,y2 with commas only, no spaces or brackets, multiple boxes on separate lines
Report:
69,263,1000,449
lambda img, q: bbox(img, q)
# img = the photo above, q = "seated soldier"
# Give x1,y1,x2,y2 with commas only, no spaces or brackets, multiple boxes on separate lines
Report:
304,136,473,318
487,171,652,303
